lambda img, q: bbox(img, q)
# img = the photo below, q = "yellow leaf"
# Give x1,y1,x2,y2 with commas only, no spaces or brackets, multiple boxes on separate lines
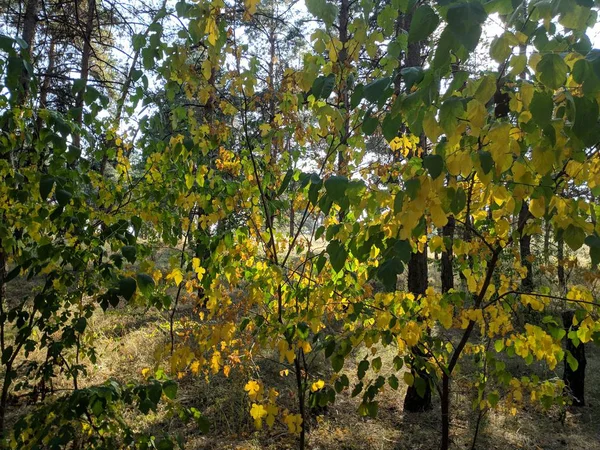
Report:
202,60,212,80
284,412,303,434
401,321,421,347
250,403,267,420
244,380,263,400
210,351,221,374
529,197,545,219
266,403,279,427
423,110,442,142
244,0,259,16
403,372,415,386
167,268,184,286
430,204,448,228
311,380,325,392
205,17,218,46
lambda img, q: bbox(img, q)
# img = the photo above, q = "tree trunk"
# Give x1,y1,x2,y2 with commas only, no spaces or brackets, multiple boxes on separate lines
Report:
441,215,455,293
17,0,38,104
440,373,450,450
402,10,432,413
73,0,96,152
543,219,551,265
562,311,586,406
336,0,350,222
518,201,533,292
557,229,565,292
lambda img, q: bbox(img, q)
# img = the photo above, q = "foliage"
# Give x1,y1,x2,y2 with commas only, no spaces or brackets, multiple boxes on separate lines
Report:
1,0,600,448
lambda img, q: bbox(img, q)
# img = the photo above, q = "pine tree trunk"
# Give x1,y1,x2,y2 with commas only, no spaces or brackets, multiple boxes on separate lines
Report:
543,219,551,265
17,0,38,104
73,0,96,153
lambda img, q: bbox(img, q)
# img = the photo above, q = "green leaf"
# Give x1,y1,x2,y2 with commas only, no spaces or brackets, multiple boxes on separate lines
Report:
585,49,600,79
450,187,466,214
136,273,155,296
324,175,349,204
382,113,403,142
2,346,13,365
40,176,55,200
278,169,294,195
494,340,504,352
564,224,585,251
362,113,379,135
537,54,569,90
327,240,347,272
84,86,101,105
394,191,404,214
311,74,335,99
488,391,500,407
351,382,363,397
529,91,553,128
446,2,487,51
72,78,86,94
73,317,87,333
585,234,600,249
372,356,382,372
122,245,137,264
364,77,391,103
366,401,378,418
566,351,579,372
305,0,339,26
572,96,600,146
423,154,443,179
585,234,600,265
331,354,344,372
357,360,369,380
478,150,494,174
405,178,420,200
162,380,178,400
5,265,20,283
377,258,404,290
490,33,513,63
119,277,137,300
388,374,399,390
401,67,424,91
55,189,72,207
408,6,439,43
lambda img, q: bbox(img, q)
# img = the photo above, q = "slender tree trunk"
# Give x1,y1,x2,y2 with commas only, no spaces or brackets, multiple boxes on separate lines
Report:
73,0,96,153
402,10,431,411
441,373,450,450
519,201,533,292
562,311,586,406
441,215,455,293
543,219,551,265
17,0,38,104
336,0,350,221
0,364,11,436
294,350,306,450
557,229,565,292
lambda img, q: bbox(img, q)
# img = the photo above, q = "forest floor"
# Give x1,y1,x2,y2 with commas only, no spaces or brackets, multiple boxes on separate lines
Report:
4,251,600,450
